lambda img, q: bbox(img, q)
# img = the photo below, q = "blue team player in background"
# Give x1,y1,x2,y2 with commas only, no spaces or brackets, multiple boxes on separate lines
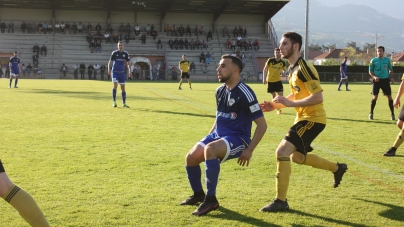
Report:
179,55,267,216
337,56,350,91
8,51,20,88
108,41,131,108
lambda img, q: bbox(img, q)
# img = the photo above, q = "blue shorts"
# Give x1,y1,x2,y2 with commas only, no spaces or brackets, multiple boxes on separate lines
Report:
112,71,126,84
198,132,250,163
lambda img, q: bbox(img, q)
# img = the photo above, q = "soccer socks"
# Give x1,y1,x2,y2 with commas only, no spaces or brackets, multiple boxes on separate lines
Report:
389,100,394,115
185,165,203,193
15,78,18,87
188,80,192,89
345,81,349,89
370,100,376,114
122,91,126,104
276,156,291,201
392,129,404,149
9,78,12,87
3,185,50,227
205,159,220,196
303,153,338,172
112,89,117,101
179,81,182,88
337,82,342,90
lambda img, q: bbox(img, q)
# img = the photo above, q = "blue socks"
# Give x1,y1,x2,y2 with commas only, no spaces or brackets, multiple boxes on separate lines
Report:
112,89,116,101
185,165,202,193
122,91,126,104
205,159,220,196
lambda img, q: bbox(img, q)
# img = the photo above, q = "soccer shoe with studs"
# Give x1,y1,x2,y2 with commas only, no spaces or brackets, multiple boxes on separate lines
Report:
383,147,396,157
391,115,395,121
112,101,117,108
368,113,373,120
179,194,205,206
191,197,219,216
123,104,130,108
333,163,348,188
260,199,289,212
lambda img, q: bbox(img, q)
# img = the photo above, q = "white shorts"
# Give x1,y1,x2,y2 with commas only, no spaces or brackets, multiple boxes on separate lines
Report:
10,73,19,77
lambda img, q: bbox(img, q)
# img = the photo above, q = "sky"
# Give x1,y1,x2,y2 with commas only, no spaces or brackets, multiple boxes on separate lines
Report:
316,0,404,19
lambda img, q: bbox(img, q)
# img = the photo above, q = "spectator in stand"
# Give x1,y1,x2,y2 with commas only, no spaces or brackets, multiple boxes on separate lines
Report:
73,63,78,79
231,39,236,51
79,62,86,79
202,40,208,50
0,21,5,33
100,64,106,80
179,25,185,37
125,33,130,44
174,38,179,50
238,26,243,36
130,32,135,40
168,38,174,50
193,25,198,37
152,64,158,81
157,38,163,49
78,22,83,34
95,40,102,53
247,39,253,50
205,52,212,64
26,63,33,76
125,23,131,34
186,25,192,37
243,28,247,38
207,30,212,42
87,64,94,80
40,45,47,57
171,25,177,37
21,21,26,33
199,25,204,35
151,29,158,40
233,27,238,37
37,22,43,34
5,63,10,78
32,52,39,68
150,24,155,33
199,52,205,63
171,65,178,80
202,61,207,73
190,39,195,50
33,43,40,55
184,38,189,50
179,38,184,49
106,23,112,34
240,53,247,67
225,39,231,50
104,32,111,44
86,32,93,43
95,23,102,33
253,39,260,51
242,40,248,51
190,61,196,73
87,22,92,33
60,22,65,34
145,24,151,35
117,33,123,42
118,23,125,33
8,21,14,33
32,22,37,34
165,24,171,36
55,22,61,34
65,22,71,34
89,40,95,53
134,24,140,36
21,63,26,77
222,26,230,38
0,63,4,78
43,22,48,34
195,38,201,50
72,22,77,34
236,48,241,58
134,64,140,80
141,32,146,44
111,32,117,44
93,63,100,80
60,63,68,77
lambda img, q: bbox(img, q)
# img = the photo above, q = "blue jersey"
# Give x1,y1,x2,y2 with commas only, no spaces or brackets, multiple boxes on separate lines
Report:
109,50,130,72
215,81,263,139
340,62,347,76
369,57,392,79
9,56,20,74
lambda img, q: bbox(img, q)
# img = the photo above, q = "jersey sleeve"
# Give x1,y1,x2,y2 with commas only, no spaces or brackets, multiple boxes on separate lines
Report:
109,51,115,61
240,83,263,120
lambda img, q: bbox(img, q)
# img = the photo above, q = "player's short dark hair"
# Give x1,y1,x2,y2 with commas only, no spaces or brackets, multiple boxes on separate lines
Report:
275,48,280,51
282,32,303,51
377,46,385,52
221,54,243,73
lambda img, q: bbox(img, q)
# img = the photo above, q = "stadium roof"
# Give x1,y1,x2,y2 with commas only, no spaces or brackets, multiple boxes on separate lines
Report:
0,0,290,21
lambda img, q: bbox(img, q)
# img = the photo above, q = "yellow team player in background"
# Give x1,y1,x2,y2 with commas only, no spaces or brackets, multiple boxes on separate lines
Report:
178,55,192,90
263,48,286,114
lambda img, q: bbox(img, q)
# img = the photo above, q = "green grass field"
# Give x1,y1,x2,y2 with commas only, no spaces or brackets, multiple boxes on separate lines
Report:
0,79,403,227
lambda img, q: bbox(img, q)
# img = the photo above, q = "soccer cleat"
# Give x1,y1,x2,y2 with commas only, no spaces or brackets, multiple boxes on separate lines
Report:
346,89,351,91
391,115,395,121
190,87,192,90
276,109,282,115
383,147,396,157
191,197,219,216
333,163,348,188
8,86,10,88
112,101,117,108
260,199,289,212
179,87,182,90
179,194,205,206
14,86,18,88
368,113,373,120
337,89,341,91
123,104,130,108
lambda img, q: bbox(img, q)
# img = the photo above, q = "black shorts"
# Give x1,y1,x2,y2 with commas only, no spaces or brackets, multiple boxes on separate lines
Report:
181,72,190,79
0,160,5,173
284,121,325,155
399,105,404,121
267,81,283,93
372,78,391,96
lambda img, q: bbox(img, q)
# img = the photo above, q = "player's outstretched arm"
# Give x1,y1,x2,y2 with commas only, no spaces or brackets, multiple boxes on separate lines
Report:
394,79,404,108
237,116,267,167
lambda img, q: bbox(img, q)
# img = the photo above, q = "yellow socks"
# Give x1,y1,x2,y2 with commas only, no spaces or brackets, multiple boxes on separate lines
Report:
303,153,337,172
3,185,50,227
392,129,404,149
276,156,291,201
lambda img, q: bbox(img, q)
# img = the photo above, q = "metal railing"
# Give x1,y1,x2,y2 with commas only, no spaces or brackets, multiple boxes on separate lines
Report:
268,19,278,49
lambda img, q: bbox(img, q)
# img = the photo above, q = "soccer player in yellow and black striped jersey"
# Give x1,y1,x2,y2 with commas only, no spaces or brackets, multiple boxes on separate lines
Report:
259,32,348,212
263,48,286,114
178,55,192,90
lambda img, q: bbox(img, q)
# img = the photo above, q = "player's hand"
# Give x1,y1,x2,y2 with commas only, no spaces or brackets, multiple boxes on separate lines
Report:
237,148,253,167
259,101,276,112
373,76,379,82
263,80,267,84
108,71,111,76
394,99,401,109
274,95,293,107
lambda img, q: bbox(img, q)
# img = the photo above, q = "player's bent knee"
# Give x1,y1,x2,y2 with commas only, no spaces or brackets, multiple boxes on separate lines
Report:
291,153,305,164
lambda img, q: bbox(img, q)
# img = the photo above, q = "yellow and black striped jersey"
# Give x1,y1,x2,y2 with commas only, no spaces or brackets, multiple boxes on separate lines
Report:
289,57,326,124
179,60,190,72
265,58,286,82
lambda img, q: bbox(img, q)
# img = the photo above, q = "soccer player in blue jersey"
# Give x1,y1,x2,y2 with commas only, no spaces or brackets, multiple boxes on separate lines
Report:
108,41,131,108
0,160,50,226
180,55,267,216
337,57,350,91
8,51,20,88
368,46,394,120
